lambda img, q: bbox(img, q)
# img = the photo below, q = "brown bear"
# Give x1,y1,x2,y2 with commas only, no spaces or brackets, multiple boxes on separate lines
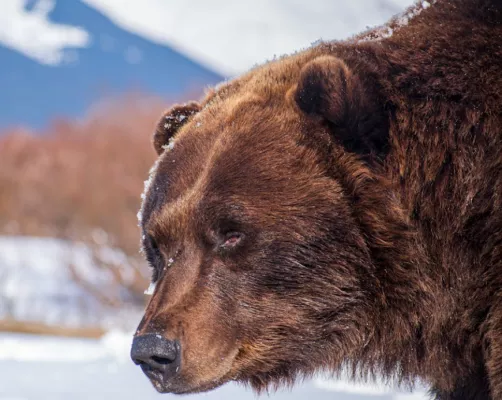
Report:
130,0,502,399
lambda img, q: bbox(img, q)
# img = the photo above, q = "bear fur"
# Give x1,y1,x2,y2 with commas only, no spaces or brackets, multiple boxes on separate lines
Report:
134,0,502,398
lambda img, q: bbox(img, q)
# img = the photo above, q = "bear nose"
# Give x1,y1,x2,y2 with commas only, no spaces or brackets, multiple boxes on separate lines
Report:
131,334,181,380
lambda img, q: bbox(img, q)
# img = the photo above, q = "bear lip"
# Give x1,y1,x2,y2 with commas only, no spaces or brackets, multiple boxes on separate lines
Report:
141,360,233,394
147,375,227,395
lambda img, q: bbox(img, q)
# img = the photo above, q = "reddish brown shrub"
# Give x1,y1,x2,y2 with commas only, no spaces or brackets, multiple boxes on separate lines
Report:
0,94,166,263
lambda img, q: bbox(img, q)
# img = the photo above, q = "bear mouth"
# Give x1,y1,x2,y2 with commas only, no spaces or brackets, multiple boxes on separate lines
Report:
142,367,183,394
145,373,228,395
140,364,169,392
141,361,234,394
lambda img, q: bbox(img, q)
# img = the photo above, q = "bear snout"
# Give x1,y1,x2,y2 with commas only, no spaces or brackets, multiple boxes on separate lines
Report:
131,333,181,392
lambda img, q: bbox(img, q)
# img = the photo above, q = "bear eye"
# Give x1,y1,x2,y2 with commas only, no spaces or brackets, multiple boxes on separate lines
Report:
221,232,243,249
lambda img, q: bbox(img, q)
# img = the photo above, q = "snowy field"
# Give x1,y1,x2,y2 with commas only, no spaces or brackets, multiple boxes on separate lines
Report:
0,236,143,330
0,332,429,400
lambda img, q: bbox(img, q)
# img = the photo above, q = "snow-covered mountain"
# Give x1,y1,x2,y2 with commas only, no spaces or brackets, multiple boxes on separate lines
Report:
0,0,415,129
80,0,415,75
0,0,222,129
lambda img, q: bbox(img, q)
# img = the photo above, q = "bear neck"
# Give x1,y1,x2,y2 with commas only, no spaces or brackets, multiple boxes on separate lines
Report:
328,145,444,383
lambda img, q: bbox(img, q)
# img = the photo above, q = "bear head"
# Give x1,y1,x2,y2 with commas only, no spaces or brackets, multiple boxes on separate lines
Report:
132,52,424,394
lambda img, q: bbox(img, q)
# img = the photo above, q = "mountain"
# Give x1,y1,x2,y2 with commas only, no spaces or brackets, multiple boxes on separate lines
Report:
0,0,223,129
0,0,415,130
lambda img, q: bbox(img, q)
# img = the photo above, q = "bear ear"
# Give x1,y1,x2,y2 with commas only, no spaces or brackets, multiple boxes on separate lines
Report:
153,102,201,155
294,56,389,160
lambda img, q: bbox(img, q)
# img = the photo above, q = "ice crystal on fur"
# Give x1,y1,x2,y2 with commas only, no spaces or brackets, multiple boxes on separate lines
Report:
144,281,156,296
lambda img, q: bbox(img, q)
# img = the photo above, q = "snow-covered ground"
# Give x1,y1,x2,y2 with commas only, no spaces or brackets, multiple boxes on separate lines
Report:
0,236,143,330
0,331,428,400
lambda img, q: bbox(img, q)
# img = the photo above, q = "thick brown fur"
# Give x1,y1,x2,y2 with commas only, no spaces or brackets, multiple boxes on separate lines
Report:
134,1,502,398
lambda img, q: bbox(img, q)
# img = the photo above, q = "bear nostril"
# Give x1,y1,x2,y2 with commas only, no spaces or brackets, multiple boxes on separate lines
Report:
150,355,175,365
